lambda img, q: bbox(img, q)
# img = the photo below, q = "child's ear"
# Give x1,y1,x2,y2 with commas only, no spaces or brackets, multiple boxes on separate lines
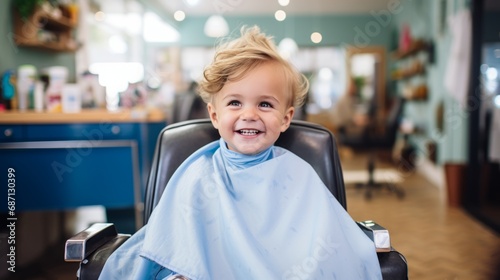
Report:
281,106,294,132
207,103,219,129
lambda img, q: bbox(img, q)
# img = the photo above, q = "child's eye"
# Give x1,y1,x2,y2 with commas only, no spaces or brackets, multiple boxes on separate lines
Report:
259,102,273,108
228,100,241,106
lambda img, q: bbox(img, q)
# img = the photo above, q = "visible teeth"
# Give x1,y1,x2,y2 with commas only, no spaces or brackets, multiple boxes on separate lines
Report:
239,129,258,135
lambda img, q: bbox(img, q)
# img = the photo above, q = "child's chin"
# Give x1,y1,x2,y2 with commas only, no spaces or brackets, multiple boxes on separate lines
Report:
235,146,263,155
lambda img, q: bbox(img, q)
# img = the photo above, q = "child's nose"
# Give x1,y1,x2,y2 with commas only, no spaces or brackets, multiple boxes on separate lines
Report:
241,106,258,121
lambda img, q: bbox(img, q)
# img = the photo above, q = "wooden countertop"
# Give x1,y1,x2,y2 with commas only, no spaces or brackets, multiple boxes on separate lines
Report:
0,108,167,124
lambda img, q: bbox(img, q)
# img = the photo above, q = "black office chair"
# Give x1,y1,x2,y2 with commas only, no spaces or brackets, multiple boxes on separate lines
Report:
338,97,406,199
171,82,209,124
65,119,408,279
171,93,208,123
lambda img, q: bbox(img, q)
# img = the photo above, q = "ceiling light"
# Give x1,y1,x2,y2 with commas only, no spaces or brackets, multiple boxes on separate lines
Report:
486,67,498,80
174,10,185,21
318,67,333,80
278,0,290,7
480,64,489,74
311,32,322,43
108,35,127,54
278,37,298,59
495,49,500,58
185,0,199,6
204,15,229,38
144,12,180,42
495,95,500,108
94,11,106,21
275,10,286,21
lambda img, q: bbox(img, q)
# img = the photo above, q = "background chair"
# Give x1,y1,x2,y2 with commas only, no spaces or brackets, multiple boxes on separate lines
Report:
65,119,408,279
171,92,209,124
170,82,209,124
337,96,406,199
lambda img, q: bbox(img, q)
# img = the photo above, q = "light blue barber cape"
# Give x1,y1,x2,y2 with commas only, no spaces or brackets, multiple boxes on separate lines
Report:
100,138,382,279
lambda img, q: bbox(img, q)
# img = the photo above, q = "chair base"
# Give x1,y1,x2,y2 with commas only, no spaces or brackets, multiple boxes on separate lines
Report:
355,181,405,200
356,153,405,200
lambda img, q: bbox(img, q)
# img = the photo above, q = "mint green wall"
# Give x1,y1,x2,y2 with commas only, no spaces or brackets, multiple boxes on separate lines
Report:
0,0,393,85
177,14,392,48
1,0,478,166
0,1,77,82
393,0,470,164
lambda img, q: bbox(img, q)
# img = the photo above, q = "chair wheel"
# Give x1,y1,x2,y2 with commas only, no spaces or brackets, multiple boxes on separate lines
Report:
365,191,373,200
396,190,405,199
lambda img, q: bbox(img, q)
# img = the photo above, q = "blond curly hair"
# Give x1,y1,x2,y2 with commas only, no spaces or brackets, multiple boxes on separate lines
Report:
198,26,309,108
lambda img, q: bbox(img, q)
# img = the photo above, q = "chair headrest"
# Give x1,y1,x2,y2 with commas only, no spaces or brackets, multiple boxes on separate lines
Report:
143,119,347,224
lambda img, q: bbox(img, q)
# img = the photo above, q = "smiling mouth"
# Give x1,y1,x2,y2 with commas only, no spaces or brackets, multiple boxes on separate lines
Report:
238,129,261,136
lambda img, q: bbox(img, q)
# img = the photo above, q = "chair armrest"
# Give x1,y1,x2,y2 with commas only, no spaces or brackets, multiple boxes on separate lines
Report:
65,223,126,262
377,250,408,280
65,223,131,280
358,220,408,279
78,233,131,280
357,220,391,252
66,221,405,279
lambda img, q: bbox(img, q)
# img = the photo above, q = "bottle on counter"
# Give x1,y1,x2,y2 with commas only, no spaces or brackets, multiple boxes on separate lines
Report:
43,66,68,112
16,65,37,111
34,81,45,112
62,83,82,113
1,70,16,110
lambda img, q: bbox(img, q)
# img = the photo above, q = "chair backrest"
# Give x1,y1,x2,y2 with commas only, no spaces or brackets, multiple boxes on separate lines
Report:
383,96,406,146
143,119,347,224
171,93,209,123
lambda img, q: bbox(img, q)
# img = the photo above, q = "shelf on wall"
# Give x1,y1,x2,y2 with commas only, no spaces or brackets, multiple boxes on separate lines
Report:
12,7,77,52
392,40,429,59
402,84,428,101
391,65,426,80
13,39,77,52
392,38,430,101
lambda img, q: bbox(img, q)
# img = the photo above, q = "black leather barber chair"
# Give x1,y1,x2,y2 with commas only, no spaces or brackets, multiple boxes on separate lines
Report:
65,119,408,279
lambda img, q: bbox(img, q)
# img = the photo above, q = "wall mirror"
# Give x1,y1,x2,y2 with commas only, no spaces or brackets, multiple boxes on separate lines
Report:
343,46,387,131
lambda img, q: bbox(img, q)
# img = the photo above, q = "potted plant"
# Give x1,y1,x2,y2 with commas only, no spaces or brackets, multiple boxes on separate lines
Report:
438,97,470,208
444,162,466,207
12,0,44,20
352,76,365,101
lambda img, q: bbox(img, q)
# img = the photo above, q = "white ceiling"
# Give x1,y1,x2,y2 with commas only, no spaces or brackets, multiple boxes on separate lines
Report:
160,0,396,16
98,0,500,18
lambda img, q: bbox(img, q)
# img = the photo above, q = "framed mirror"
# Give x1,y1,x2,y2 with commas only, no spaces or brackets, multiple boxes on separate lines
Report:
345,46,387,132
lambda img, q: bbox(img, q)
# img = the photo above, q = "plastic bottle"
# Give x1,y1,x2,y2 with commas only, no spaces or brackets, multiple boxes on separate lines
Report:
34,81,45,112
16,65,37,111
43,66,68,112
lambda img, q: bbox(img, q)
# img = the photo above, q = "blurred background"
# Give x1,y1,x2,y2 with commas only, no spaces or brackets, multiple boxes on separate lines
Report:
0,0,499,279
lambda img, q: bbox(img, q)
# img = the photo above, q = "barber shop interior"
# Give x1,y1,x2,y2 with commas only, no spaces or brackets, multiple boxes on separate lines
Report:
1,0,500,279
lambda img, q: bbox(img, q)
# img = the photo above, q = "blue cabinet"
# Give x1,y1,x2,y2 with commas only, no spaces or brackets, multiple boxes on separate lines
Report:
0,120,166,230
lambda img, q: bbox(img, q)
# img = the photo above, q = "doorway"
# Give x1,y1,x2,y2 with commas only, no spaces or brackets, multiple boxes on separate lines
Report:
344,46,387,134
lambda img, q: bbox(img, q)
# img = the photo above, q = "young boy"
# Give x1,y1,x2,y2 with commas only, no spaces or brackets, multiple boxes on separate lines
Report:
99,26,382,280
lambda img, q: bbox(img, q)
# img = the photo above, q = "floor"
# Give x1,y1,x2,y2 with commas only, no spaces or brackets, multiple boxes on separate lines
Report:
341,150,500,280
4,151,500,280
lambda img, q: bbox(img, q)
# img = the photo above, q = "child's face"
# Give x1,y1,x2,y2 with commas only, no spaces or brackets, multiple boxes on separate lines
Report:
207,61,294,155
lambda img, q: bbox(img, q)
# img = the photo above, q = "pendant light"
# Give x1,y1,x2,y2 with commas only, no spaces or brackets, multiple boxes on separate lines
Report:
204,15,229,38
